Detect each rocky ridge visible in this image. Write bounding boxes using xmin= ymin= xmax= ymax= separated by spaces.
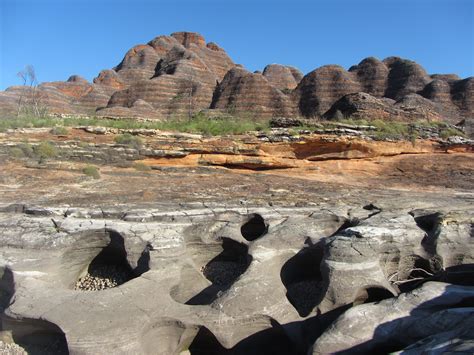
xmin=0 ymin=32 xmax=472 ymax=135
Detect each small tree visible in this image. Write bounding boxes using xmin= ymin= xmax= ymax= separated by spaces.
xmin=16 ymin=65 xmax=47 ymax=117
xmin=188 ymin=80 xmax=200 ymax=120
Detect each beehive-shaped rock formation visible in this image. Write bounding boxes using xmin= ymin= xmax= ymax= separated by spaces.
xmin=211 ymin=67 xmax=297 ymax=118
xmin=0 ymin=32 xmax=472 ymax=130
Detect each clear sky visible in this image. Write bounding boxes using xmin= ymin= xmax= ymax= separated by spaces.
xmin=1 ymin=0 xmax=473 ymax=89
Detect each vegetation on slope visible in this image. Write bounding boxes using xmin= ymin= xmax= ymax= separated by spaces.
xmin=0 ymin=113 xmax=465 ymax=139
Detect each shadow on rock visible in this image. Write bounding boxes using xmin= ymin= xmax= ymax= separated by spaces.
xmin=324 ymin=273 xmax=474 ymax=354
xmin=280 ymin=239 xmax=327 ymax=317
xmin=0 ymin=267 xmax=14 ymax=329
xmin=189 ymin=306 xmax=351 ymax=355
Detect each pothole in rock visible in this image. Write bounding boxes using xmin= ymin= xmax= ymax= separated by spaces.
xmin=188 ymin=327 xmax=227 ymax=355
xmin=409 ymin=211 xmax=445 ymax=260
xmin=386 ymin=254 xmax=438 ymax=293
xmin=185 ymin=238 xmax=252 ymax=305
xmin=74 ymin=262 xmax=133 ymax=291
xmin=281 ymin=241 xmax=326 ymax=317
xmin=74 ymin=231 xmax=149 ymax=291
xmin=240 ymin=214 xmax=268 ymax=241
xmin=202 ymin=238 xmax=251 ymax=286
xmin=329 ymin=218 xmax=360 ymax=237
xmin=363 ymin=203 xmax=382 ymax=218
xmin=3 ymin=318 xmax=69 ymax=355
xmin=353 ymin=286 xmax=395 ymax=305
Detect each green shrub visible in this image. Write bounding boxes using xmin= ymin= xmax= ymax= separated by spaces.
xmin=50 ymin=126 xmax=69 ymax=135
xmin=114 ymin=133 xmax=143 ymax=149
xmin=82 ymin=165 xmax=100 ymax=179
xmin=9 ymin=147 xmax=26 ymax=158
xmin=157 ymin=113 xmax=270 ymax=136
xmin=439 ymin=127 xmax=465 ymax=139
xmin=34 ymin=141 xmax=57 ymax=160
xmin=9 ymin=142 xmax=36 ymax=159
xmin=132 ymin=162 xmax=152 ymax=171
xmin=0 ymin=114 xmax=271 ymax=136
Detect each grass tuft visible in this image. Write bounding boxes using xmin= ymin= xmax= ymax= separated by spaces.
xmin=114 ymin=133 xmax=143 ymax=149
xmin=34 ymin=141 xmax=57 ymax=160
xmin=82 ymin=165 xmax=100 ymax=179
xmin=132 ymin=162 xmax=152 ymax=171
xmin=50 ymin=126 xmax=69 ymax=135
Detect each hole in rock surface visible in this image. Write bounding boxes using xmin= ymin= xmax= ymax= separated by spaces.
xmin=393 ymin=255 xmax=437 ymax=293
xmin=186 ymin=238 xmax=252 ymax=305
xmin=353 ymin=286 xmax=394 ymax=305
xmin=444 ymin=264 xmax=474 ymax=286
xmin=7 ymin=318 xmax=69 ymax=355
xmin=188 ymin=327 xmax=227 ymax=355
xmin=241 ymin=214 xmax=268 ymax=241
xmin=189 ymin=323 xmax=300 ymax=355
xmin=202 ymin=238 xmax=251 ymax=286
xmin=363 ymin=203 xmax=380 ymax=211
xmin=362 ymin=203 xmax=382 ymax=218
xmin=329 ymin=218 xmax=360 ymax=237
xmin=0 ymin=267 xmax=14 ymax=314
xmin=281 ymin=242 xmax=325 ymax=317
xmin=74 ymin=231 xmax=139 ymax=291
xmin=412 ymin=212 xmax=442 ymax=235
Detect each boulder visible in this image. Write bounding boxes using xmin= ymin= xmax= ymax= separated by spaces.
xmin=324 ymin=92 xmax=401 ymax=120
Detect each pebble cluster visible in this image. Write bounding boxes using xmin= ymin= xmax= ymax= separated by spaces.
xmin=202 ymin=260 xmax=248 ymax=286
xmin=0 ymin=341 xmax=27 ymax=355
xmin=74 ymin=264 xmax=132 ymax=291
xmin=287 ymin=280 xmax=322 ymax=316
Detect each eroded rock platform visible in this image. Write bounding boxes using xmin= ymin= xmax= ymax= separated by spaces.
xmin=0 ymin=128 xmax=473 ymax=354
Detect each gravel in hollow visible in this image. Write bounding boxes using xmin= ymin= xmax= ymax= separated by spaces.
xmin=202 ymin=260 xmax=248 ymax=286
xmin=0 ymin=341 xmax=27 ymax=355
xmin=74 ymin=263 xmax=132 ymax=291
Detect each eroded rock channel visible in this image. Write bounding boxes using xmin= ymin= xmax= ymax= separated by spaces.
xmin=0 ymin=202 xmax=472 ymax=354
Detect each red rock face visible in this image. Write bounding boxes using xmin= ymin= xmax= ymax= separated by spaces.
xmin=171 ymin=32 xmax=206 ymax=48
xmin=93 ymin=70 xmax=125 ymax=90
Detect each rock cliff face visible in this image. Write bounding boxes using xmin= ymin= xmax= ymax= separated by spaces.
xmin=0 ymin=32 xmax=472 ymax=127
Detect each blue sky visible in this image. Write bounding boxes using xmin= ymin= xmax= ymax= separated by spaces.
xmin=1 ymin=0 xmax=473 ymax=89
